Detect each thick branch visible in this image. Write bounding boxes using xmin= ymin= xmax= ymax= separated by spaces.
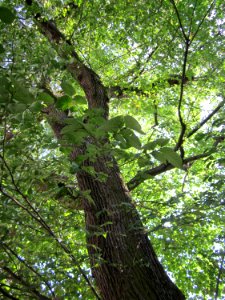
xmin=108 ymin=75 xmax=196 ymax=99
xmin=26 ymin=0 xmax=109 ymax=118
xmin=128 ymin=152 xmax=209 ymax=190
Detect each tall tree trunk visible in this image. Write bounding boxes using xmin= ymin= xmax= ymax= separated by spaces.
xmin=26 ymin=2 xmax=186 ymax=298
xmin=44 ymin=86 xmax=185 ymax=300
xmin=75 ymin=153 xmax=185 ymax=300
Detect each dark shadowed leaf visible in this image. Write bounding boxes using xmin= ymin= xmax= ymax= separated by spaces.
xmin=0 ymin=6 xmax=16 ymax=24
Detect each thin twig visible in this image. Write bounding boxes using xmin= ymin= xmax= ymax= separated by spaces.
xmin=1 ymin=242 xmax=55 ymax=298
xmin=2 ymin=266 xmax=51 ymax=300
xmin=170 ymin=0 xmax=188 ymax=40
xmin=188 ymin=0 xmax=198 ymax=38
xmin=191 ymin=0 xmax=215 ymax=43
xmin=0 ymin=156 xmax=101 ymax=299
xmin=174 ymin=39 xmax=189 ymax=151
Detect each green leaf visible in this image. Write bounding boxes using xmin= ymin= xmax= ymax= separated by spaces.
xmin=61 ymin=125 xmax=77 ymax=135
xmin=138 ymin=156 xmax=151 ymax=168
xmin=69 ymin=162 xmax=80 ymax=173
xmin=22 ymin=110 xmax=33 ymax=123
xmin=81 ymin=190 xmax=95 ymax=206
xmin=160 ymin=147 xmax=183 ymax=169
xmin=152 ymin=150 xmax=167 ymax=164
xmin=61 ymin=127 xmax=88 ymax=145
xmin=114 ymin=133 xmax=127 ymax=148
xmin=0 ymin=44 xmax=4 ymax=54
xmin=101 ymin=116 xmax=124 ymax=132
xmin=64 ymin=117 xmax=83 ymax=127
xmin=121 ymin=128 xmax=142 ymax=149
xmin=124 ymin=115 xmax=144 ymax=134
xmin=195 ymin=133 xmax=206 ymax=141
xmin=29 ymin=101 xmax=43 ymax=112
xmin=155 ymin=138 xmax=169 ymax=147
xmin=0 ymin=7 xmax=16 ymax=24
xmin=73 ymin=95 xmax=87 ymax=105
xmin=37 ymin=92 xmax=54 ymax=104
xmin=61 ymin=80 xmax=75 ymax=96
xmin=13 ymin=82 xmax=33 ymax=104
xmin=143 ymin=141 xmax=157 ymax=151
xmin=143 ymin=138 xmax=169 ymax=150
xmin=8 ymin=103 xmax=27 ymax=113
xmin=56 ymin=95 xmax=73 ymax=110
xmin=0 ymin=88 xmax=10 ymax=104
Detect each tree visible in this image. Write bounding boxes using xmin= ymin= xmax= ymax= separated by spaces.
xmin=0 ymin=0 xmax=225 ymax=299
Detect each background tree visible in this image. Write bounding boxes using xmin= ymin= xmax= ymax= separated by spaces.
xmin=0 ymin=0 xmax=225 ymax=299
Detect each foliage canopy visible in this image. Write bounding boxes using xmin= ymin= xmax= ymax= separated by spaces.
xmin=0 ymin=0 xmax=225 ymax=299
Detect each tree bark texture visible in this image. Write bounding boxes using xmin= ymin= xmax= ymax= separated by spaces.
xmin=44 ymin=95 xmax=185 ymax=300
xmin=27 ymin=4 xmax=186 ymax=299
xmin=74 ymin=153 xmax=185 ymax=300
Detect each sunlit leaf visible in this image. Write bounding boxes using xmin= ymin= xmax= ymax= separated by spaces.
xmin=124 ymin=115 xmax=145 ymax=134
xmin=61 ymin=80 xmax=75 ymax=96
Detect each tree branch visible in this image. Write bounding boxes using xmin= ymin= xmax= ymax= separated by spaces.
xmin=174 ymin=40 xmax=189 ymax=152
xmin=0 ymin=156 xmax=101 ymax=300
xmin=1 ymin=242 xmax=55 ymax=298
xmin=191 ymin=0 xmax=215 ymax=43
xmin=108 ymin=74 xmax=196 ymax=99
xmin=214 ymin=253 xmax=225 ymax=300
xmin=170 ymin=0 xmax=188 ymax=41
xmin=0 ymin=286 xmax=19 ymax=300
xmin=187 ymin=98 xmax=225 ymax=138
xmin=26 ymin=0 xmax=109 ymax=118
xmin=2 ymin=266 xmax=51 ymax=300
xmin=128 ymin=45 xmax=159 ymax=85
xmin=127 ymin=152 xmax=210 ymax=190
xmin=188 ymin=0 xmax=198 ymax=38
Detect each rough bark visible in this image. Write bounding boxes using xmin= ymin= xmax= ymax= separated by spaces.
xmin=43 ymin=91 xmax=185 ymax=300
xmin=26 ymin=2 xmax=186 ymax=299
xmin=73 ymin=153 xmax=185 ymax=300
